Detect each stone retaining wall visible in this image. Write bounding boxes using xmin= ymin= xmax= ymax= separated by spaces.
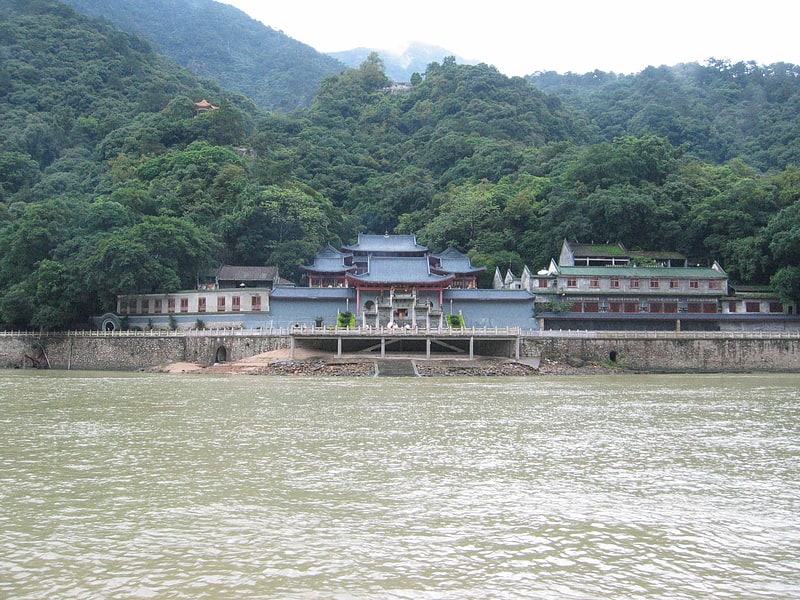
xmin=0 ymin=334 xmax=289 ymax=371
xmin=521 ymin=336 xmax=800 ymax=372
xmin=0 ymin=333 xmax=798 ymax=372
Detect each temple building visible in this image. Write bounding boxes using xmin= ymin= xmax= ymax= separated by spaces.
xmin=100 ymin=234 xmax=535 ymax=331
xmin=300 ymin=234 xmax=492 ymax=328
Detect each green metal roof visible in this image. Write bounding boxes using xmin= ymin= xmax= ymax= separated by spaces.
xmin=570 ymin=243 xmax=629 ymax=257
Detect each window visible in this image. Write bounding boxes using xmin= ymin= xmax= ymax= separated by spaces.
xmin=217 ymin=296 xmax=226 ymax=311
xmin=566 ymin=277 xmax=577 ymax=288
xmin=141 ymin=299 xmax=150 ymax=313
xmin=690 ymin=280 xmax=699 ymax=289
xmin=669 ymin=280 xmax=679 ymax=289
xmin=167 ymin=298 xmax=175 ymax=313
xmin=746 ymin=301 xmax=760 ymax=313
xmin=251 ymin=295 xmax=262 ymax=311
xmin=232 ymin=296 xmax=241 ymax=311
xmin=650 ymin=279 xmax=660 ymax=289
xmin=610 ymin=277 xmax=620 ymax=289
xmin=180 ymin=298 xmax=188 ymax=313
xmin=154 ymin=299 xmax=162 ymax=313
xmin=589 ymin=277 xmax=599 ymax=288
xmin=728 ymin=301 xmax=737 ymax=313
xmin=769 ymin=302 xmax=783 ymax=313
xmin=198 ymin=297 xmax=206 ymax=312
xmin=630 ymin=279 xmax=640 ymax=289
xmin=708 ymin=280 xmax=721 ymax=290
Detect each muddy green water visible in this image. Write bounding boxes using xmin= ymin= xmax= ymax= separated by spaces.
xmin=1 ymin=371 xmax=799 ymax=599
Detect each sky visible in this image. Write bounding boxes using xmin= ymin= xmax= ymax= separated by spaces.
xmin=220 ymin=0 xmax=798 ymax=76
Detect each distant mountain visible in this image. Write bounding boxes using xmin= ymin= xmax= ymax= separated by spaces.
xmin=59 ymin=0 xmax=346 ymax=112
xmin=328 ymin=42 xmax=478 ymax=82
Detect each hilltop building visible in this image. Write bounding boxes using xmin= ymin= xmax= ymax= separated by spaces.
xmin=193 ymin=99 xmax=219 ymax=115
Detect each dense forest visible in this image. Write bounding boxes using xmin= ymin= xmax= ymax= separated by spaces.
xmin=529 ymin=61 xmax=800 ymax=172
xmin=59 ymin=0 xmax=346 ymax=112
xmin=1 ymin=0 xmax=799 ymax=330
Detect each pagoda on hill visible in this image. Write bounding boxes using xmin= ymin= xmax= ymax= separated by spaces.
xmin=193 ymin=99 xmax=219 ymax=115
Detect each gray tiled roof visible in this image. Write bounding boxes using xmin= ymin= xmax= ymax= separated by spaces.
xmin=348 ymin=257 xmax=451 ymax=284
xmin=342 ymin=233 xmax=428 ymax=253
xmin=431 ymin=248 xmax=485 ymax=274
xmin=437 ymin=257 xmax=485 ymax=274
xmin=217 ymin=265 xmax=278 ymax=281
xmin=305 ymin=256 xmax=354 ymax=273
xmin=269 ymin=287 xmax=355 ymax=299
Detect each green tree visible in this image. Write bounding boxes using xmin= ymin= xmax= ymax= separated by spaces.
xmin=0 ymin=152 xmax=40 ymax=196
xmin=418 ymin=181 xmax=506 ymax=252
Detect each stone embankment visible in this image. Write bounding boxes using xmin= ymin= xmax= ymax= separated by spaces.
xmin=2 ymin=330 xmax=800 ymax=374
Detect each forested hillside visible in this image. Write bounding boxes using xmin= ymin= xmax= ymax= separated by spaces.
xmin=529 ymin=61 xmax=800 ymax=173
xmin=1 ymin=0 xmax=799 ymax=330
xmin=59 ymin=0 xmax=346 ymax=111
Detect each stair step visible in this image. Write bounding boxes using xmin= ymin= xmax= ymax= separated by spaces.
xmin=375 ymin=359 xmax=418 ymax=377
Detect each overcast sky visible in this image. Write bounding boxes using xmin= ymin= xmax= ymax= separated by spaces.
xmin=220 ymin=1 xmax=798 ymax=76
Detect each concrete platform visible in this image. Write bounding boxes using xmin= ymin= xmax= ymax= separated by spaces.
xmin=375 ymin=359 xmax=418 ymax=377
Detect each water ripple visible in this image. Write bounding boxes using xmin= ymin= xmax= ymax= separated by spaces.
xmin=1 ymin=372 xmax=798 ymax=598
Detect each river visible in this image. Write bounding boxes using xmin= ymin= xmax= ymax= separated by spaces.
xmin=1 ymin=371 xmax=798 ymax=599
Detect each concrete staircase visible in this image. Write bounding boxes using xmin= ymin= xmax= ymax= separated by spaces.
xmin=375 ymin=359 xmax=418 ymax=377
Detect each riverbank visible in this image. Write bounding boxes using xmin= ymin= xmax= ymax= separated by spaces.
xmin=148 ymin=348 xmax=620 ymax=376
xmin=5 ymin=331 xmax=798 ymax=373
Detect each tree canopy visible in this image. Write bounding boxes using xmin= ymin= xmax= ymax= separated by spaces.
xmin=1 ymin=0 xmax=799 ymax=329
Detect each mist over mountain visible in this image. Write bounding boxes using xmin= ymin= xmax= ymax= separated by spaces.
xmin=328 ymin=42 xmax=478 ymax=82
xmin=59 ymin=0 xmax=346 ymax=111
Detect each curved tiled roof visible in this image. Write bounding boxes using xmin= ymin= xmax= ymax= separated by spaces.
xmin=342 ymin=233 xmax=428 ymax=254
xmin=346 ymin=257 xmax=453 ymax=285
xmin=301 ymin=244 xmax=355 ymax=274
xmin=431 ymin=247 xmax=486 ymax=275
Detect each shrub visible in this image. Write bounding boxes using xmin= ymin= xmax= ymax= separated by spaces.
xmin=446 ymin=314 xmax=465 ymax=328
xmin=337 ymin=311 xmax=356 ymax=327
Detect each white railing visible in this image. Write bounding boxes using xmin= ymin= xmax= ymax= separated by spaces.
xmin=0 ymin=326 xmax=520 ymax=338
xmin=0 ymin=328 xmax=293 ymax=338
xmin=520 ymin=329 xmax=800 ymax=340
xmin=289 ymin=325 xmax=521 ymax=337
xmin=1 ymin=328 xmax=798 ymax=340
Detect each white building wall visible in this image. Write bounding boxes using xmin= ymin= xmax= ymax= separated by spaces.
xmin=117 ymin=290 xmax=270 ymax=316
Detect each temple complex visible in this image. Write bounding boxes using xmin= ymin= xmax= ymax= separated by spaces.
xmin=301 ymin=234 xmax=486 ymax=328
